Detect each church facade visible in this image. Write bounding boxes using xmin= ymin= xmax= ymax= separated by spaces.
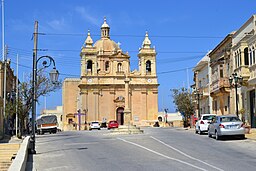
xmin=62 ymin=18 xmax=159 ymax=130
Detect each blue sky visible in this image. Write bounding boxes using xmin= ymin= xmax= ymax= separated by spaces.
xmin=1 ymin=0 xmax=256 ymax=115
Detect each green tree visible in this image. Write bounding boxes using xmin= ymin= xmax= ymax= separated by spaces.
xmin=171 ymin=87 xmax=194 ymax=127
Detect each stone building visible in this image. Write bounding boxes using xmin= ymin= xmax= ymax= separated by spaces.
xmin=0 ymin=60 xmax=17 ymax=139
xmin=232 ymin=15 xmax=256 ymax=127
xmin=209 ymin=33 xmax=234 ymax=115
xmin=62 ymin=18 xmax=159 ymax=130
xmin=192 ymin=52 xmax=212 ymax=118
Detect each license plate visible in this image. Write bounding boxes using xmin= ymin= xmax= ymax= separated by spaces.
xmin=228 ymin=125 xmax=237 ymax=129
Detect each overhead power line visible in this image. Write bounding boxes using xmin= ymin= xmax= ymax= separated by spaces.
xmin=10 ymin=47 xmax=207 ymax=54
xmin=12 ymin=61 xmax=194 ymax=77
xmin=39 ymin=32 xmax=225 ymax=39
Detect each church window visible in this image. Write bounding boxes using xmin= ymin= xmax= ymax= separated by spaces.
xmin=87 ymin=60 xmax=93 ymax=73
xmin=146 ymin=60 xmax=151 ymax=73
xmin=117 ymin=63 xmax=122 ymax=72
xmin=105 ymin=61 xmax=109 ymax=71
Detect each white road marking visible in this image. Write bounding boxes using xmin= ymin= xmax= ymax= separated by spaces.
xmin=117 ymin=138 xmax=207 ymax=171
xmin=151 ymin=136 xmax=224 ymax=171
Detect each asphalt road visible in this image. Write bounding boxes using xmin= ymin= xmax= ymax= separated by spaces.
xmin=26 ymin=127 xmax=256 ymax=171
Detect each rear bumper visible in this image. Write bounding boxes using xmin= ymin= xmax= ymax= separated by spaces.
xmin=38 ymin=127 xmax=57 ymax=133
xmin=199 ymin=124 xmax=209 ymax=132
xmin=108 ymin=126 xmax=118 ymax=129
xmin=219 ymin=128 xmax=245 ymax=136
xmin=89 ymin=127 xmax=100 ymax=129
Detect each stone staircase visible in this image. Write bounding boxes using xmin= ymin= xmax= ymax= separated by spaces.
xmin=110 ymin=125 xmax=143 ymax=134
xmin=0 ymin=143 xmax=20 ymax=171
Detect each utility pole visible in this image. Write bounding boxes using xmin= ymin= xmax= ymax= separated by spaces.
xmin=2 ymin=0 xmax=4 ymax=62
xmin=16 ymin=54 xmax=19 ymax=137
xmin=3 ymin=45 xmax=7 ymax=119
xmin=30 ymin=21 xmax=38 ymax=154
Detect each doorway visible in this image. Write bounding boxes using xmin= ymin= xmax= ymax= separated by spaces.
xmin=116 ymin=107 xmax=124 ymax=125
xmin=250 ymin=90 xmax=255 ymax=128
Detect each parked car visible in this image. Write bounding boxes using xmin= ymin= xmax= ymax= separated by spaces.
xmin=108 ymin=120 xmax=119 ymax=129
xmin=89 ymin=121 xmax=101 ymax=130
xmin=195 ymin=114 xmax=216 ymax=134
xmin=208 ymin=115 xmax=245 ymax=140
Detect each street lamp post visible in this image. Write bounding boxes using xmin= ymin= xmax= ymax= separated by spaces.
xmin=229 ymin=73 xmax=242 ymax=118
xmin=30 ymin=56 xmax=59 ymax=154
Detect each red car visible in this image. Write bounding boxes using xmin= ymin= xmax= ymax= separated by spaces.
xmin=108 ymin=120 xmax=119 ymax=129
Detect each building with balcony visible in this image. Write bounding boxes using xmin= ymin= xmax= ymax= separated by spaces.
xmin=232 ymin=15 xmax=256 ymax=127
xmin=193 ymin=52 xmax=212 ymax=118
xmin=209 ymin=33 xmax=234 ymax=115
xmin=62 ymin=18 xmax=159 ymax=130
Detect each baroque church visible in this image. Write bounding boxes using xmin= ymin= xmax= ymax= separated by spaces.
xmin=62 ymin=18 xmax=159 ymax=130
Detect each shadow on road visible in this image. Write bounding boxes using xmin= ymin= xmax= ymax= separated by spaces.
xmin=36 ymin=135 xmax=81 ymax=144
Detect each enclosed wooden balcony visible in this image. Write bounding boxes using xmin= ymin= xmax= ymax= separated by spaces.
xmin=210 ymin=77 xmax=230 ymax=94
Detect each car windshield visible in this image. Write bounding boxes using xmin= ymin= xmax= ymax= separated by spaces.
xmin=92 ymin=122 xmax=99 ymax=124
xmin=202 ymin=115 xmax=215 ymax=120
xmin=220 ymin=117 xmax=240 ymax=122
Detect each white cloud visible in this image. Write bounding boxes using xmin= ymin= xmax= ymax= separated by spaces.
xmin=47 ymin=18 xmax=66 ymax=31
xmin=74 ymin=6 xmax=100 ymax=27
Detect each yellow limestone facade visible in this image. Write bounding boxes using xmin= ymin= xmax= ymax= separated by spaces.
xmin=62 ymin=18 xmax=159 ymax=130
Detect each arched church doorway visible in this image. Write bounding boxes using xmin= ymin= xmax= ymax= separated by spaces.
xmin=116 ymin=107 xmax=124 ymax=125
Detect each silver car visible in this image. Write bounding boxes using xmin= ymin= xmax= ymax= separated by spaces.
xmin=208 ymin=115 xmax=245 ymax=140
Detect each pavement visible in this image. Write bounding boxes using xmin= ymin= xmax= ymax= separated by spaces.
xmin=178 ymin=127 xmax=256 ymax=141
xmin=0 ymin=135 xmax=23 ymax=144
xmin=245 ymin=128 xmax=256 ymax=141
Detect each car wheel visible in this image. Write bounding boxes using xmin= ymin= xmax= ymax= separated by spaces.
xmin=198 ymin=128 xmax=202 ymax=135
xmin=195 ymin=128 xmax=198 ymax=134
xmin=208 ymin=130 xmax=212 ymax=138
xmin=215 ymin=131 xmax=220 ymax=140
xmin=240 ymin=135 xmax=245 ymax=139
xmin=98 ymin=128 xmax=101 ymax=130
